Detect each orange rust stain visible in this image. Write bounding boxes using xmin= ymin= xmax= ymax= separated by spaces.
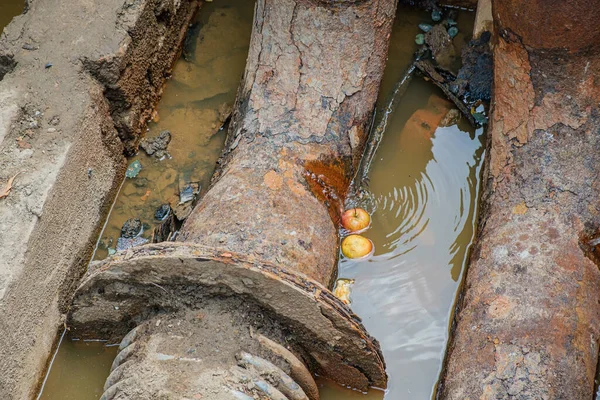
xmin=512 ymin=202 xmax=528 ymax=215
xmin=263 ymin=170 xmax=283 ymax=190
xmin=303 ymin=158 xmax=351 ymax=225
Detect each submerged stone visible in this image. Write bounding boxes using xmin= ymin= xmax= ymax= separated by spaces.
xmin=121 ymin=218 xmax=142 ymax=238
xmin=431 ymin=9 xmax=442 ymax=22
xmin=415 ymin=33 xmax=425 ymax=45
xmin=140 ymin=130 xmax=171 ymax=159
xmin=125 ymin=160 xmax=142 ymax=178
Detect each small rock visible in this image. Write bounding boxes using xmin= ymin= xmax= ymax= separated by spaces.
xmin=155 ymin=204 xmax=171 ymax=221
xmin=107 ymin=247 xmax=116 ymax=256
xmin=415 ymin=33 xmax=425 ymax=45
xmin=48 ymin=116 xmax=60 ymax=126
xmin=140 ymin=130 xmax=171 ymax=159
xmin=418 ymin=23 xmax=433 ymax=33
xmin=22 ymin=43 xmax=38 ymax=51
xmin=44 ymin=62 xmax=52 ymax=69
xmin=125 ymin=160 xmax=142 ymax=178
xmin=431 ymin=9 xmax=442 ymax=22
xmin=47 ymin=127 xmax=56 ymax=133
xmin=121 ymin=218 xmax=142 ymax=238
xmin=169 ymin=194 xmax=194 ymax=221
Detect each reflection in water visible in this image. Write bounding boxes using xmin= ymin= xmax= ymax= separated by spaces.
xmin=0 ymin=0 xmax=23 ymax=34
xmin=330 ymin=8 xmax=483 ymax=400
xmin=38 ymin=339 xmax=118 ymax=400
xmin=340 ymin=81 xmax=484 ymax=399
xmin=94 ymin=0 xmax=254 ymax=260
xmin=326 ymin=77 xmax=484 ymax=400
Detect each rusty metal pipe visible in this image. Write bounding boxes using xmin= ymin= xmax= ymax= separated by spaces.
xmin=438 ymin=1 xmax=600 ymax=398
xmin=69 ymin=0 xmax=397 ymax=395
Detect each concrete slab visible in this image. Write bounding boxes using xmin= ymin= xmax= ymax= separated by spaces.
xmin=0 ymin=0 xmax=197 ymax=397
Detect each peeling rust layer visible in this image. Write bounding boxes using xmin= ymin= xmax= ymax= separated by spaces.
xmin=68 ymin=243 xmax=386 ymax=390
xmin=438 ymin=1 xmax=600 ymax=398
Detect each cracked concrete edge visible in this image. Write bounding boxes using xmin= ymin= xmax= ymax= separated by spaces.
xmin=0 ymin=0 xmax=198 ymax=398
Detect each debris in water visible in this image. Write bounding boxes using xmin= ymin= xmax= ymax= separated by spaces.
xmin=155 ymin=204 xmax=171 ymax=221
xmin=125 ymin=160 xmax=142 ymax=178
xmin=0 ymin=172 xmax=21 ymax=199
xmin=440 ymin=108 xmax=461 ymax=127
xmin=107 ymin=247 xmax=116 ymax=256
xmin=448 ymin=26 xmax=459 ymax=39
xmin=415 ymin=33 xmax=425 ymax=45
xmin=334 ymin=278 xmax=355 ymax=305
xmin=179 ymin=182 xmax=200 ymax=204
xmin=152 ymin=210 xmax=176 ymax=243
xmin=140 ymin=190 xmax=151 ymax=201
xmin=471 ymin=111 xmax=488 ymax=125
xmin=117 ymin=219 xmax=148 ymax=251
xmin=116 ymin=236 xmax=149 ymax=252
xmin=121 ymin=218 xmax=143 ymax=238
xmin=418 ymin=23 xmax=432 ymax=33
xmin=140 ymin=130 xmax=171 ymax=159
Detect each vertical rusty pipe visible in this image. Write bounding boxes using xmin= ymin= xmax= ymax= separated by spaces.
xmin=179 ymin=0 xmax=396 ymax=287
xmin=438 ymin=1 xmax=600 ymax=398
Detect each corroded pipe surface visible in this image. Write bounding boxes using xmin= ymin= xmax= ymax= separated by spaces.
xmin=180 ymin=0 xmax=396 ymax=287
xmin=70 ymin=0 xmax=396 ymax=393
xmin=438 ymin=1 xmax=600 ymax=398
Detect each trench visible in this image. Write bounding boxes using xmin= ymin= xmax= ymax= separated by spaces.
xmin=34 ymin=2 xmax=485 ymax=399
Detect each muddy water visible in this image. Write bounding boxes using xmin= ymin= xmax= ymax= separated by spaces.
xmin=38 ymin=339 xmax=118 ymax=400
xmin=39 ymin=4 xmax=483 ymax=400
xmin=0 ymin=0 xmax=23 ymax=34
xmin=94 ymin=0 xmax=254 ymax=259
xmin=327 ymin=10 xmax=484 ymax=400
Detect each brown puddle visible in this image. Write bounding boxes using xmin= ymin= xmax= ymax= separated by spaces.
xmin=93 ymin=0 xmax=254 ymax=260
xmin=0 ymin=0 xmax=24 ymax=34
xmin=38 ymin=4 xmax=484 ymax=400
xmin=37 ymin=338 xmax=118 ymax=400
xmin=327 ymin=7 xmax=484 ymax=400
